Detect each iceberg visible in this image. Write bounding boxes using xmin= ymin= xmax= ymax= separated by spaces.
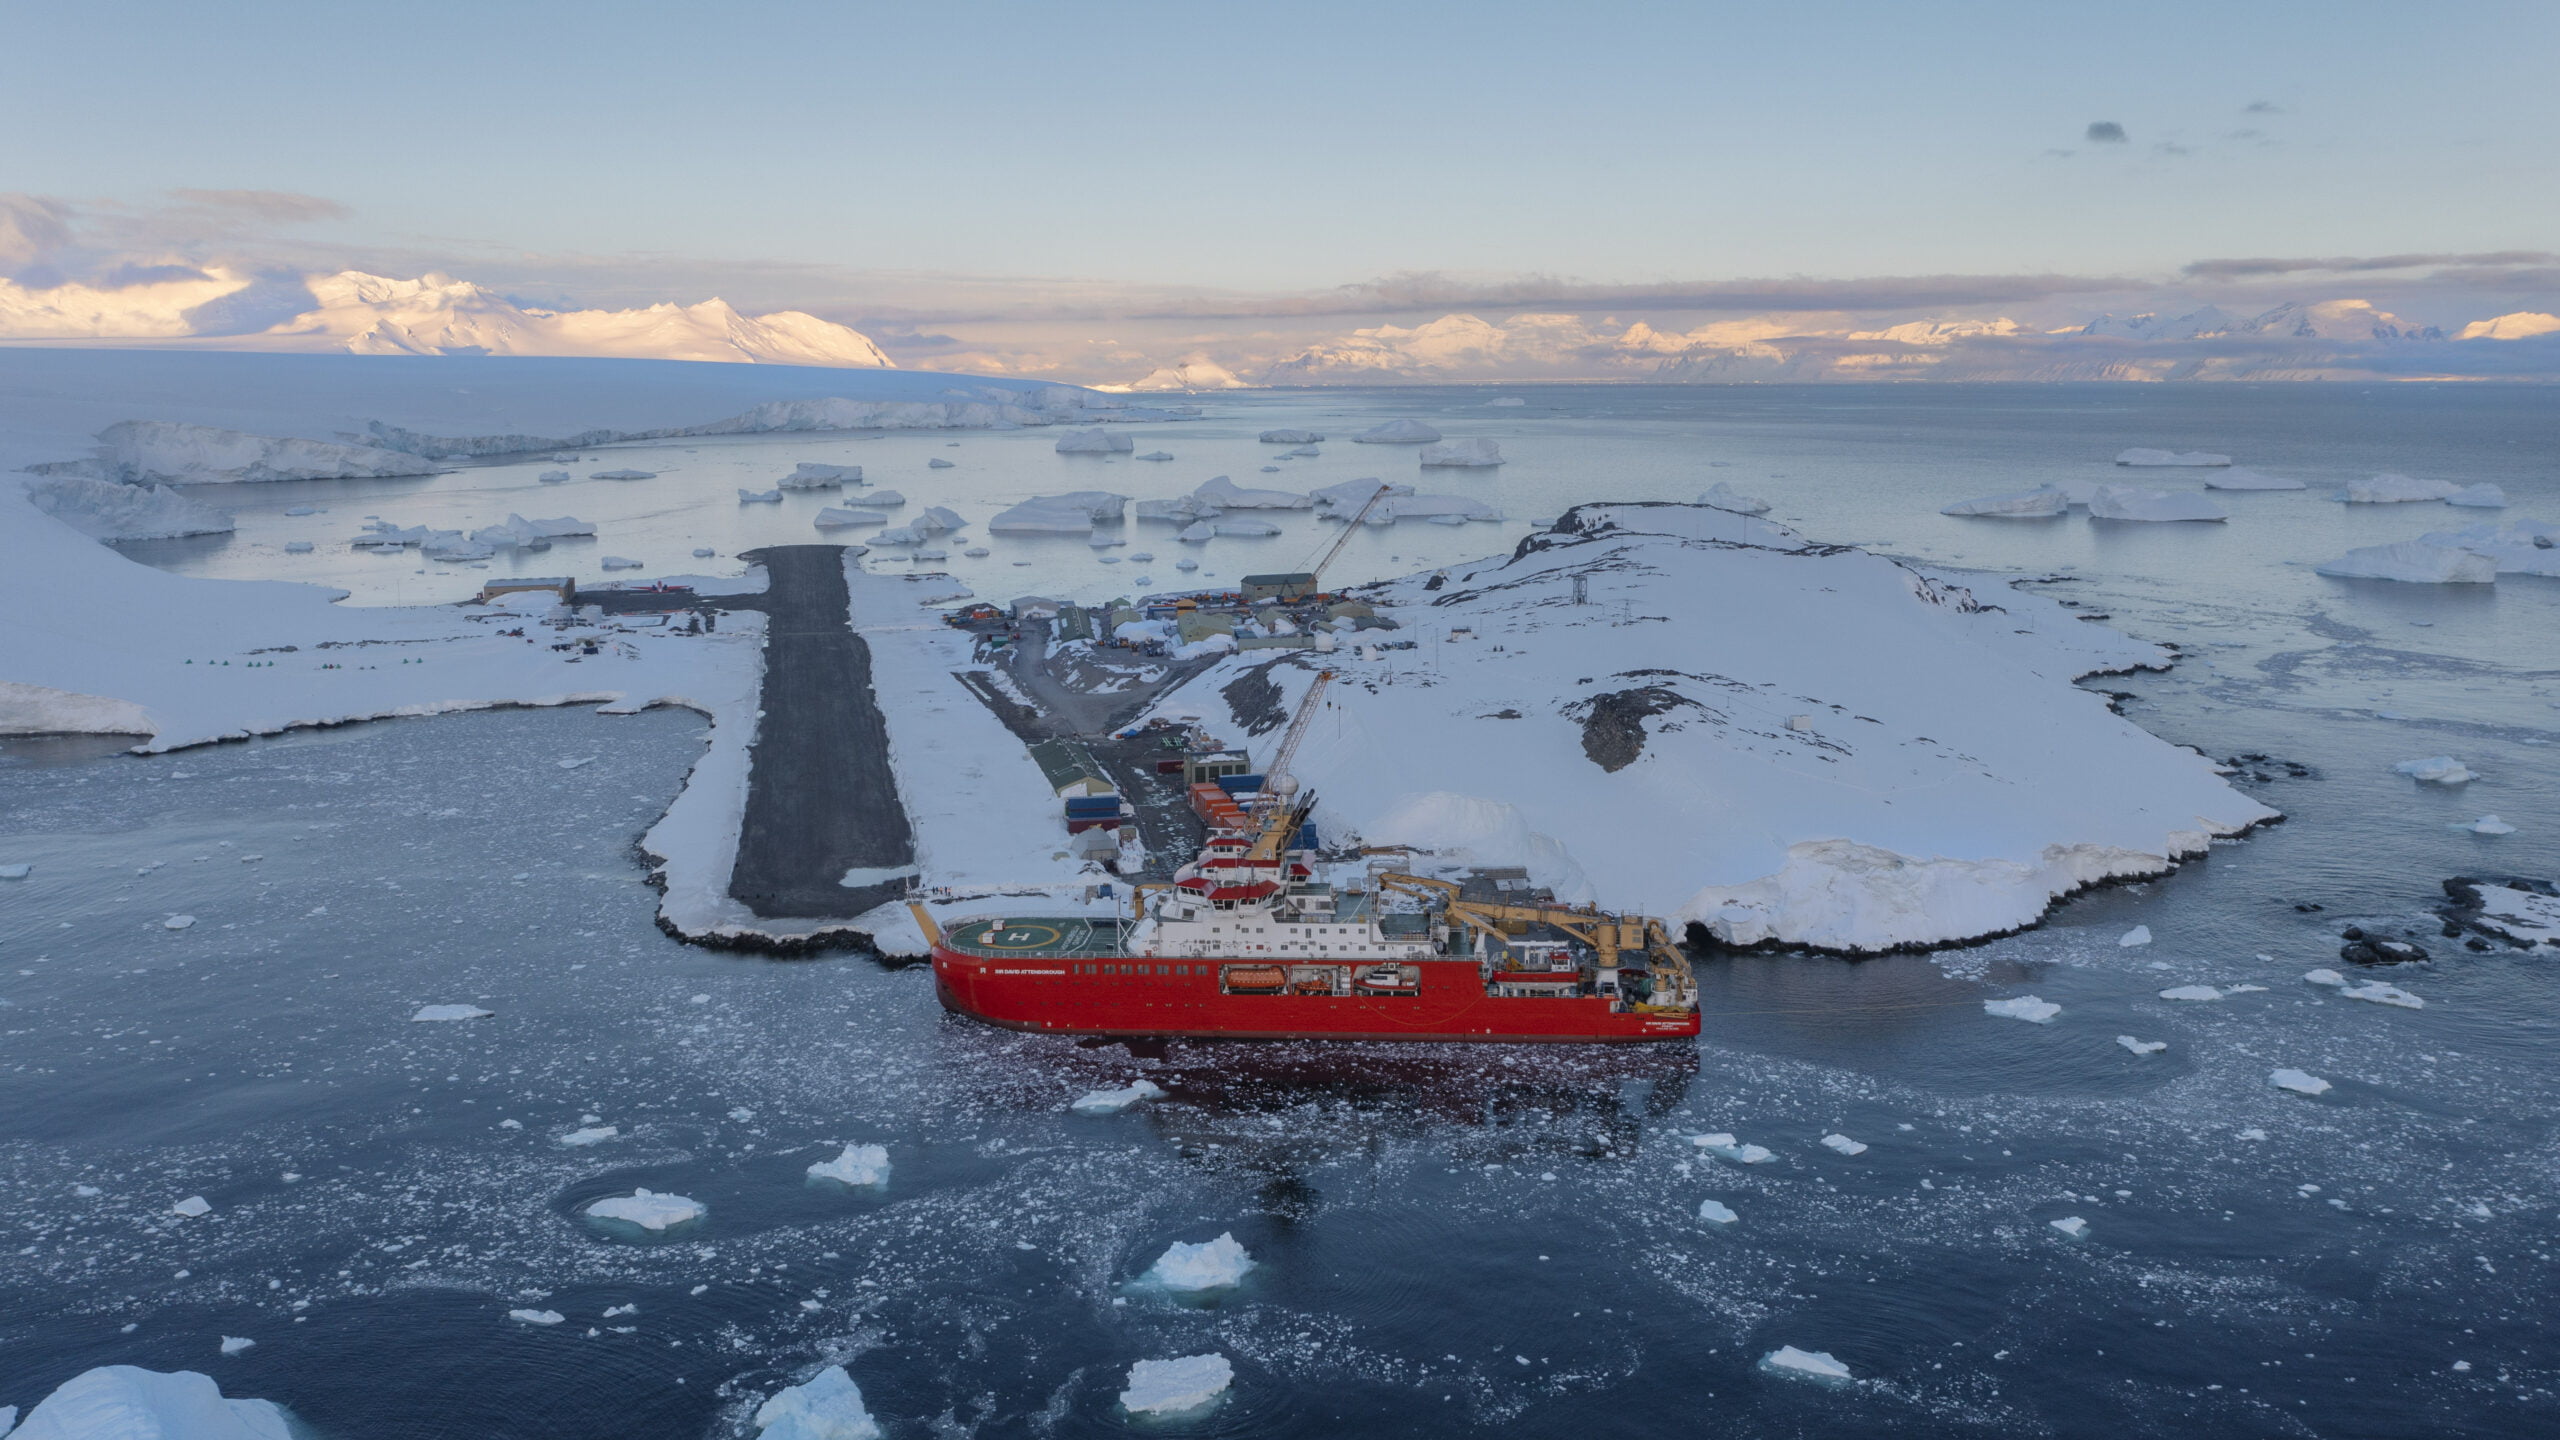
xmin=510 ymin=1309 xmax=565 ymax=1325
xmin=989 ymin=492 xmax=1127 ymax=533
xmin=867 ymin=490 xmax=907 ymax=507
xmin=807 ymin=1143 xmax=891 ymax=1187
xmin=1697 ymin=1198 xmax=1740 ymax=1225
xmin=2118 ymin=925 xmax=2152 ymax=946
xmin=558 ymin=1126 xmax=618 ymax=1146
xmin=813 ymin=508 xmax=890 ymax=529
xmin=2315 ymin=541 xmax=2497 ymax=584
xmin=1119 ymin=1354 xmax=1233 ymax=1416
xmin=1941 ymin=485 xmax=2068 ymax=518
xmin=754 ymin=1366 xmax=882 ymax=1440
xmin=2157 ymin=985 xmax=2223 ymax=1001
xmin=2394 ymin=755 xmax=2475 ymax=784
xmin=2116 ymin=1035 xmax=2168 ymax=1055
xmin=411 ymin=1003 xmax=492 ymax=1022
xmin=2268 ymin=1067 xmax=2332 ymax=1096
xmin=1698 ymin=481 xmax=1771 ymax=515
xmin=584 ymin=1188 xmax=705 ymax=1231
xmin=1419 ymin=438 xmax=1504 ymax=467
xmin=84 ymin=420 xmax=438 ymax=484
xmin=1370 ymin=493 xmax=1498 ymax=525
xmin=1258 ymin=428 xmax=1324 ymax=444
xmin=738 ymin=487 xmax=784 ymax=504
xmin=2418 ymin=519 xmax=2560 ymax=577
xmin=1195 ymin=475 xmax=1311 ymax=509
xmin=2086 ymin=485 xmax=2228 ymax=522
xmin=1072 ymin=1079 xmax=1165 ymax=1114
xmin=1693 ymin=1133 xmax=1774 ymax=1163
xmin=5 ymin=1366 xmax=293 ymax=1440
xmin=1759 ymin=1347 xmax=1852 ymax=1382
xmin=538 ymin=469 xmax=571 ymax=482
xmin=2341 ymin=473 xmax=2459 ymax=503
xmin=1212 ymin=519 xmax=1283 ymax=537
xmin=1819 ymin=1133 xmax=1867 ymax=1156
xmin=911 ymin=505 xmax=963 ymax=534
xmin=26 ymin=476 xmax=234 ymax=541
xmin=2455 ymin=814 xmax=2516 ymax=835
xmin=1984 ymin=995 xmax=2060 ymax=1023
xmin=2445 ymin=483 xmax=2509 ymax=508
xmin=2340 ymin=981 xmax=2424 ymax=1009
xmin=2115 ymin=448 xmax=2232 ymax=467
xmin=172 ymin=1195 xmax=212 ymax=1216
xmin=468 ymin=514 xmax=595 ymax=548
xmin=1137 ymin=494 xmax=1223 ymax=523
xmin=2050 ymin=1215 xmax=2089 ymax=1238
xmin=2302 ymin=968 xmax=2347 ymax=987
xmin=1141 ymin=1232 xmax=1254 ymax=1290
xmin=778 ymin=462 xmax=862 ymax=489
xmin=2203 ymin=467 xmax=2307 ymax=490
xmin=599 ymin=555 xmax=644 ymax=570
xmin=1055 ymin=428 xmax=1134 ymax=454
xmin=1284 ymin=444 xmax=1321 ymax=457
xmin=1133 ymin=451 xmax=1171 ymax=462
xmin=590 ymin=469 xmax=657 ymax=481
xmin=1353 ymin=419 xmax=1442 ymax=444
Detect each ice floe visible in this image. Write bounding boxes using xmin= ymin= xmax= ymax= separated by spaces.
xmin=2454 ymin=815 xmax=2516 ymax=835
xmin=990 ymin=492 xmax=1126 ymax=533
xmin=0 ymin=863 xmax=28 ymax=879
xmin=813 ymin=508 xmax=889 ymax=529
xmin=2087 ymin=485 xmax=2227 ymax=522
xmin=2157 ymin=985 xmax=2223 ymax=1002
xmin=2116 ymin=448 xmax=2232 ymax=467
xmin=2118 ymin=925 xmax=2152 ymax=946
xmin=1693 ymin=1133 xmax=1774 ymax=1163
xmin=1119 ymin=1354 xmax=1233 ymax=1416
xmin=2203 ymin=467 xmax=2307 ymax=490
xmin=163 ymin=914 xmax=196 ymax=930
xmin=2269 ymin=1068 xmax=2333 ymax=1096
xmin=1259 ymin=429 xmax=1324 ymax=444
xmin=1419 ymin=438 xmax=1504 ymax=467
xmin=1696 ymin=1198 xmax=1739 ymax=1225
xmin=5 ymin=1366 xmax=294 ymax=1440
xmin=1984 ymin=995 xmax=2061 ymax=1023
xmin=2116 ymin=1035 xmax=2168 ymax=1055
xmin=219 ymin=1336 xmax=255 ymax=1356
xmin=738 ymin=487 xmax=783 ymax=504
xmin=1142 ymin=1233 xmax=1255 ymax=1291
xmin=1759 ymin=1346 xmax=1852 ymax=1382
xmin=1819 ymin=1134 xmax=1867 ymax=1156
xmin=1132 ymin=451 xmax=1170 ymax=462
xmin=584 ymin=1188 xmax=705 ymax=1231
xmin=2445 ymin=483 xmax=2509 ymax=507
xmin=1055 ymin=428 xmax=1134 ymax=454
xmin=510 ymin=1308 xmax=566 ymax=1325
xmin=754 ymin=1365 xmax=881 ymax=1440
xmin=1353 ymin=419 xmax=1443 ymax=444
xmin=2341 ymin=473 xmax=2459 ymax=504
xmin=2050 ymin=1216 xmax=2089 ymax=1238
xmin=2340 ymin=981 xmax=2425 ymax=1009
xmin=867 ymin=490 xmax=907 ymax=507
xmin=410 ymin=1004 xmax=492 ymax=1022
xmin=778 ymin=462 xmax=862 ymax=489
xmin=807 ymin=1143 xmax=891 ymax=1188
xmin=1072 ymin=1080 xmax=1165 ymax=1114
xmin=1697 ymin=481 xmax=1771 ymax=515
xmin=1212 ymin=519 xmax=1282 ymax=537
xmin=172 ymin=1195 xmax=212 ymax=1217
xmin=590 ymin=469 xmax=656 ymax=481
xmin=558 ymin=1126 xmax=618 ymax=1146
xmin=2394 ymin=755 xmax=2476 ymax=784
xmin=2315 ymin=541 xmax=2497 ymax=584
xmin=1942 ymin=485 xmax=2069 ymax=518
xmin=2303 ymin=968 xmax=2347 ymax=987
xmin=1195 ymin=475 xmax=1310 ymax=509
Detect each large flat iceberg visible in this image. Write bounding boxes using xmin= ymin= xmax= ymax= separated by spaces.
xmin=989 ymin=492 xmax=1126 ymax=533
xmin=1055 ymin=428 xmax=1134 ymax=454
xmin=1941 ymin=485 xmax=2068 ymax=518
xmin=1419 ymin=438 xmax=1504 ymax=467
xmin=2341 ymin=473 xmax=2459 ymax=504
xmin=1195 ymin=475 xmax=1310 ymax=510
xmin=2086 ymin=485 xmax=2227 ymax=522
xmin=2315 ymin=541 xmax=2497 ymax=584
xmin=6 ymin=1366 xmax=293 ymax=1440
xmin=1353 ymin=419 xmax=1443 ymax=444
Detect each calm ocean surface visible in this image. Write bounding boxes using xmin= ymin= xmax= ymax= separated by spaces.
xmin=5 ymin=384 xmax=2556 ymax=1436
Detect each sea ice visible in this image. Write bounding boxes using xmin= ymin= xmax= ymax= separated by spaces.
xmin=1119 ymin=1354 xmax=1233 ymax=1416
xmin=1259 ymin=429 xmax=1324 ymax=444
xmin=1759 ymin=1346 xmax=1853 ymax=1381
xmin=2394 ymin=756 xmax=2476 ymax=784
xmin=172 ymin=1195 xmax=212 ymax=1217
xmin=2315 ymin=542 xmax=2497 ymax=584
xmin=590 ymin=469 xmax=656 ymax=481
xmin=2087 ymin=485 xmax=2227 ymax=522
xmin=2340 ymin=981 xmax=2425 ymax=1009
xmin=539 ymin=470 xmax=570 ymax=482
xmin=2203 ymin=467 xmax=2307 ymax=490
xmin=2444 ymin=483 xmax=2508 ymax=508
xmin=1072 ymin=1079 xmax=1165 ymax=1114
xmin=1133 ymin=451 xmax=1170 ymax=463
xmin=1369 ymin=493 xmax=1500 ymax=525
xmin=738 ymin=488 xmax=783 ymax=504
xmin=558 ymin=1126 xmax=618 ymax=1146
xmin=1694 ymin=1133 xmax=1775 ymax=1163
xmin=4 ymin=1366 xmax=293 ymax=1440
xmin=1984 ymin=995 xmax=2061 ymax=1023
xmin=411 ymin=1004 xmax=492 ymax=1022
xmin=754 ymin=1365 xmax=882 ymax=1440
xmin=1196 ymin=475 xmax=1310 ymax=509
xmin=1310 ymin=478 xmax=1411 ymax=512
xmin=2269 ymin=1068 xmax=2333 ymax=1096
xmin=1819 ymin=1134 xmax=1868 ymax=1156
xmin=990 ymin=492 xmax=1127 ymax=533
xmin=584 ymin=1188 xmax=705 ymax=1231
xmin=2303 ymin=968 xmax=2347 ymax=987
xmin=0 ymin=863 xmax=29 ymax=879
xmin=2341 ymin=473 xmax=2459 ymax=504
xmin=163 ymin=915 xmax=195 ymax=930
xmin=2456 ymin=814 xmax=2516 ymax=835
xmin=2050 ymin=1216 xmax=2089 ymax=1238
xmin=2119 ymin=925 xmax=2152 ymax=946
xmin=807 ymin=1143 xmax=892 ymax=1187
xmin=1142 ymin=1232 xmax=1254 ymax=1290
xmin=1419 ymin=438 xmax=1504 ymax=467
xmin=1697 ymin=1199 xmax=1739 ymax=1225
xmin=2116 ymin=448 xmax=2232 ymax=468
xmin=867 ymin=490 xmax=907 ymax=507
xmin=1697 ymin=482 xmax=1771 ymax=515
xmin=1941 ymin=485 xmax=2068 ymax=518
xmin=778 ymin=462 xmax=861 ymax=489
xmin=2157 ymin=985 xmax=2223 ymax=1001
xmin=1353 ymin=419 xmax=1442 ymax=444
xmin=219 ymin=1336 xmax=255 ymax=1356
xmin=813 ymin=508 xmax=889 ymax=529
xmin=2116 ymin=1036 xmax=2168 ymax=1055
xmin=509 ymin=1309 xmax=565 ymax=1325
xmin=1055 ymin=428 xmax=1134 ymax=454
xmin=1213 ymin=519 xmax=1283 ymax=537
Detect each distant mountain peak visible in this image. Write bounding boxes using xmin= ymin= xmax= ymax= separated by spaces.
xmin=272 ymin=271 xmax=894 ymax=366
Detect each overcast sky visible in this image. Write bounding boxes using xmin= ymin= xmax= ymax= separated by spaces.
xmin=7 ymin=0 xmax=2556 ymax=302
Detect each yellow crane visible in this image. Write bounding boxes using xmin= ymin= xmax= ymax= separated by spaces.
xmin=1246 ymin=670 xmax=1332 ymax=861
xmin=1377 ymin=871 xmax=1697 ymax=1010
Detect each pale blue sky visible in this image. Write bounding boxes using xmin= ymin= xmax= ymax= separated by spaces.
xmin=7 ymin=0 xmax=2556 ymax=300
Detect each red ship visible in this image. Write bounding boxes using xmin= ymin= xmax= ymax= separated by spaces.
xmin=919 ymin=674 xmax=1700 ymax=1043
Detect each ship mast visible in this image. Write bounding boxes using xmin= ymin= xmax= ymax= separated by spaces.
xmin=1247 ymin=669 xmax=1332 ymax=862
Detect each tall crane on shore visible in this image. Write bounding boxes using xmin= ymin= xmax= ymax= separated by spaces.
xmin=1291 ymin=483 xmax=1391 ymax=598
xmin=1246 ymin=669 xmax=1333 ymax=861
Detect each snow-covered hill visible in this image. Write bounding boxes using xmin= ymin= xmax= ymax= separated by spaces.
xmin=268 ymin=271 xmax=895 ymax=366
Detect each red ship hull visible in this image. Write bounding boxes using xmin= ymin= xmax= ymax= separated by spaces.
xmin=932 ymin=944 xmax=1700 ymax=1043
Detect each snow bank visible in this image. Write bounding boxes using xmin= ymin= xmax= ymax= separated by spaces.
xmin=2116 ymin=448 xmax=2232 ymax=467
xmin=1353 ymin=419 xmax=1442 ymax=444
xmin=1146 ymin=501 xmax=2272 ymax=953
xmin=2204 ymin=467 xmax=2307 ymax=490
xmin=583 ymin=1188 xmax=705 ymax=1231
xmin=1119 ymin=1355 xmax=1233 ymax=1416
xmin=807 ymin=1143 xmax=891 ymax=1187
xmin=1195 ymin=475 xmax=1311 ymax=509
xmin=2087 ymin=485 xmax=2227 ymax=522
xmin=2341 ymin=473 xmax=2459 ymax=504
xmin=1697 ymin=481 xmax=1771 ymax=515
xmin=1072 ymin=1079 xmax=1166 ymax=1114
xmin=4 ymin=1366 xmax=293 ymax=1440
xmin=2445 ymin=483 xmax=2509 ymax=508
xmin=1759 ymin=1347 xmax=1853 ymax=1381
xmin=1984 ymin=995 xmax=2060 ymax=1023
xmin=1055 ymin=428 xmax=1134 ymax=454
xmin=80 ymin=420 xmax=438 ymax=483
xmin=25 ymin=476 xmax=233 ymax=540
xmin=1941 ymin=485 xmax=2068 ymax=518
xmin=411 ymin=1003 xmax=492 ymax=1022
xmin=754 ymin=1366 xmax=882 ymax=1440
xmin=989 ymin=492 xmax=1126 ymax=533
xmin=1419 ymin=438 xmax=1504 ymax=467
xmin=2315 ymin=540 xmax=2497 ymax=584
xmin=1142 ymin=1233 xmax=1254 ymax=1290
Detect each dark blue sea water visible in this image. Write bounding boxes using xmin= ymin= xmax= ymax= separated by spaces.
xmin=5 ymin=384 xmax=2556 ymax=1437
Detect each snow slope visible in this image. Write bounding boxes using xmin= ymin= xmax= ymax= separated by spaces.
xmin=1146 ymin=501 xmax=2275 ymax=952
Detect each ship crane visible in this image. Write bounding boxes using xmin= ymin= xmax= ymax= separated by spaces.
xmin=1246 ymin=669 xmax=1333 ymax=862
xmin=1377 ymin=872 xmax=1698 ymax=1012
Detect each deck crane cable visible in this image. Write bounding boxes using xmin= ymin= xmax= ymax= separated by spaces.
xmin=1288 ymin=482 xmax=1392 ymax=597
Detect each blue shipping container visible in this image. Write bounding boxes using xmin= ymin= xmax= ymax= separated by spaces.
xmin=1216 ymin=774 xmax=1265 ymax=795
